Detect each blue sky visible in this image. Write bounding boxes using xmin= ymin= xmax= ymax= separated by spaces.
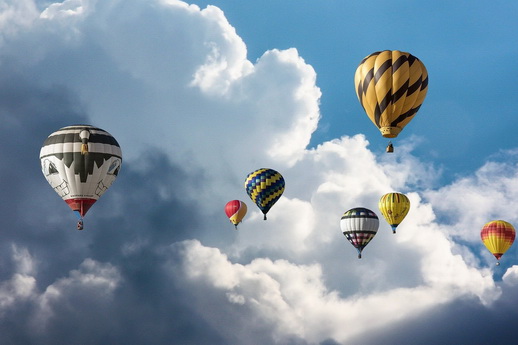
xmin=2 ymin=0 xmax=518 ymax=344
xmin=194 ymin=0 xmax=518 ymax=179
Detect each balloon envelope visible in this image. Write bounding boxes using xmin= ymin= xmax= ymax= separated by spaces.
xmin=481 ymin=220 xmax=515 ymax=264
xmin=378 ymin=192 xmax=410 ymax=233
xmin=244 ymin=168 xmax=285 ymax=220
xmin=354 ymin=50 xmax=428 ymax=139
xmin=40 ymin=125 xmax=122 ymax=228
xmin=340 ymin=207 xmax=379 ymax=258
xmin=225 ymin=200 xmax=247 ymax=228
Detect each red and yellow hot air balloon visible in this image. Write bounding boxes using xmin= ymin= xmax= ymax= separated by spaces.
xmin=225 ymin=200 xmax=247 ymax=229
xmin=480 ymin=220 xmax=515 ymax=265
xmin=354 ymin=50 xmax=428 ymax=152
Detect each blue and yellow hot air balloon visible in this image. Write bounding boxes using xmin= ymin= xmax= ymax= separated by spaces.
xmin=244 ymin=168 xmax=285 ymax=220
xmin=378 ymin=192 xmax=410 ymax=234
xmin=481 ymin=220 xmax=515 ymax=265
xmin=340 ymin=208 xmax=379 ymax=259
xmin=354 ymin=50 xmax=428 ymax=152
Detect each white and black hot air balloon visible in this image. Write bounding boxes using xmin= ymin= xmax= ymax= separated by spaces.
xmin=40 ymin=125 xmax=122 ymax=230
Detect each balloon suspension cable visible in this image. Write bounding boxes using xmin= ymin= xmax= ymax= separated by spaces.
xmin=77 ymin=218 xmax=84 ymax=231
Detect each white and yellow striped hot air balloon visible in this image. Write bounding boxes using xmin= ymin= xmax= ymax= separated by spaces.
xmin=354 ymin=50 xmax=428 ymax=152
xmin=340 ymin=207 xmax=379 ymax=259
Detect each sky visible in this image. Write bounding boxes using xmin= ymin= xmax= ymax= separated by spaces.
xmin=1 ymin=0 xmax=518 ymax=344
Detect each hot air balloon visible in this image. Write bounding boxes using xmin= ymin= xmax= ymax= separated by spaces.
xmin=225 ymin=200 xmax=247 ymax=229
xmin=244 ymin=168 xmax=285 ymax=220
xmin=480 ymin=220 xmax=515 ymax=265
xmin=354 ymin=50 xmax=428 ymax=152
xmin=40 ymin=125 xmax=122 ymax=230
xmin=378 ymin=192 xmax=411 ymax=234
xmin=340 ymin=207 xmax=379 ymax=259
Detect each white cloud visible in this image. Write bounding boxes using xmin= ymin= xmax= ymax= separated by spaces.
xmin=0 ymin=246 xmax=37 ymax=315
xmin=176 ymin=236 xmax=498 ymax=344
xmin=3 ymin=0 xmax=321 ymax=172
xmin=0 ymin=0 xmax=40 ymax=39
xmin=0 ymin=248 xmax=119 ymax=324
xmin=503 ymin=265 xmax=518 ymax=286
xmin=11 ymin=244 xmax=37 ymax=276
xmin=40 ymin=0 xmax=86 ymax=19
xmin=33 ymin=258 xmax=121 ymax=330
xmin=424 ymin=153 xmax=518 ymax=243
xmin=0 ymin=273 xmax=36 ymax=312
xmin=190 ymin=5 xmax=253 ymax=95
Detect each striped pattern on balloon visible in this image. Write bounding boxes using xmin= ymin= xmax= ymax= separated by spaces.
xmin=40 ymin=125 xmax=122 ymax=230
xmin=378 ymin=192 xmax=410 ymax=234
xmin=354 ymin=50 xmax=428 ymax=151
xmin=340 ymin=208 xmax=379 ymax=259
xmin=480 ymin=220 xmax=516 ymax=265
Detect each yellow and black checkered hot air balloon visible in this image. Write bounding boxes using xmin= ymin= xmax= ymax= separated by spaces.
xmin=354 ymin=50 xmax=428 ymax=152
xmin=244 ymin=168 xmax=285 ymax=220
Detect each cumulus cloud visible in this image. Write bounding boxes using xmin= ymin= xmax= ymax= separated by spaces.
xmin=0 ymin=247 xmax=37 ymax=315
xmin=502 ymin=265 xmax=518 ymax=285
xmin=32 ymin=258 xmax=121 ymax=331
xmin=425 ymin=152 xmax=518 ymax=242
xmin=0 ymin=0 xmax=517 ymax=344
xmin=175 ymin=235 xmax=497 ymax=344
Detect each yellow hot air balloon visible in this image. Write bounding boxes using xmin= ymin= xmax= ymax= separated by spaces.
xmin=378 ymin=192 xmax=410 ymax=234
xmin=480 ymin=220 xmax=516 ymax=265
xmin=354 ymin=50 xmax=428 ymax=152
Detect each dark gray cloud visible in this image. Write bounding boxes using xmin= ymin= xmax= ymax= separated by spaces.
xmin=0 ymin=120 xmax=227 ymax=344
xmin=0 ymin=61 xmax=292 ymax=344
xmin=355 ymin=290 xmax=518 ymax=345
xmin=0 ymin=62 xmax=225 ymax=344
xmin=0 ymin=73 xmax=89 ymax=277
